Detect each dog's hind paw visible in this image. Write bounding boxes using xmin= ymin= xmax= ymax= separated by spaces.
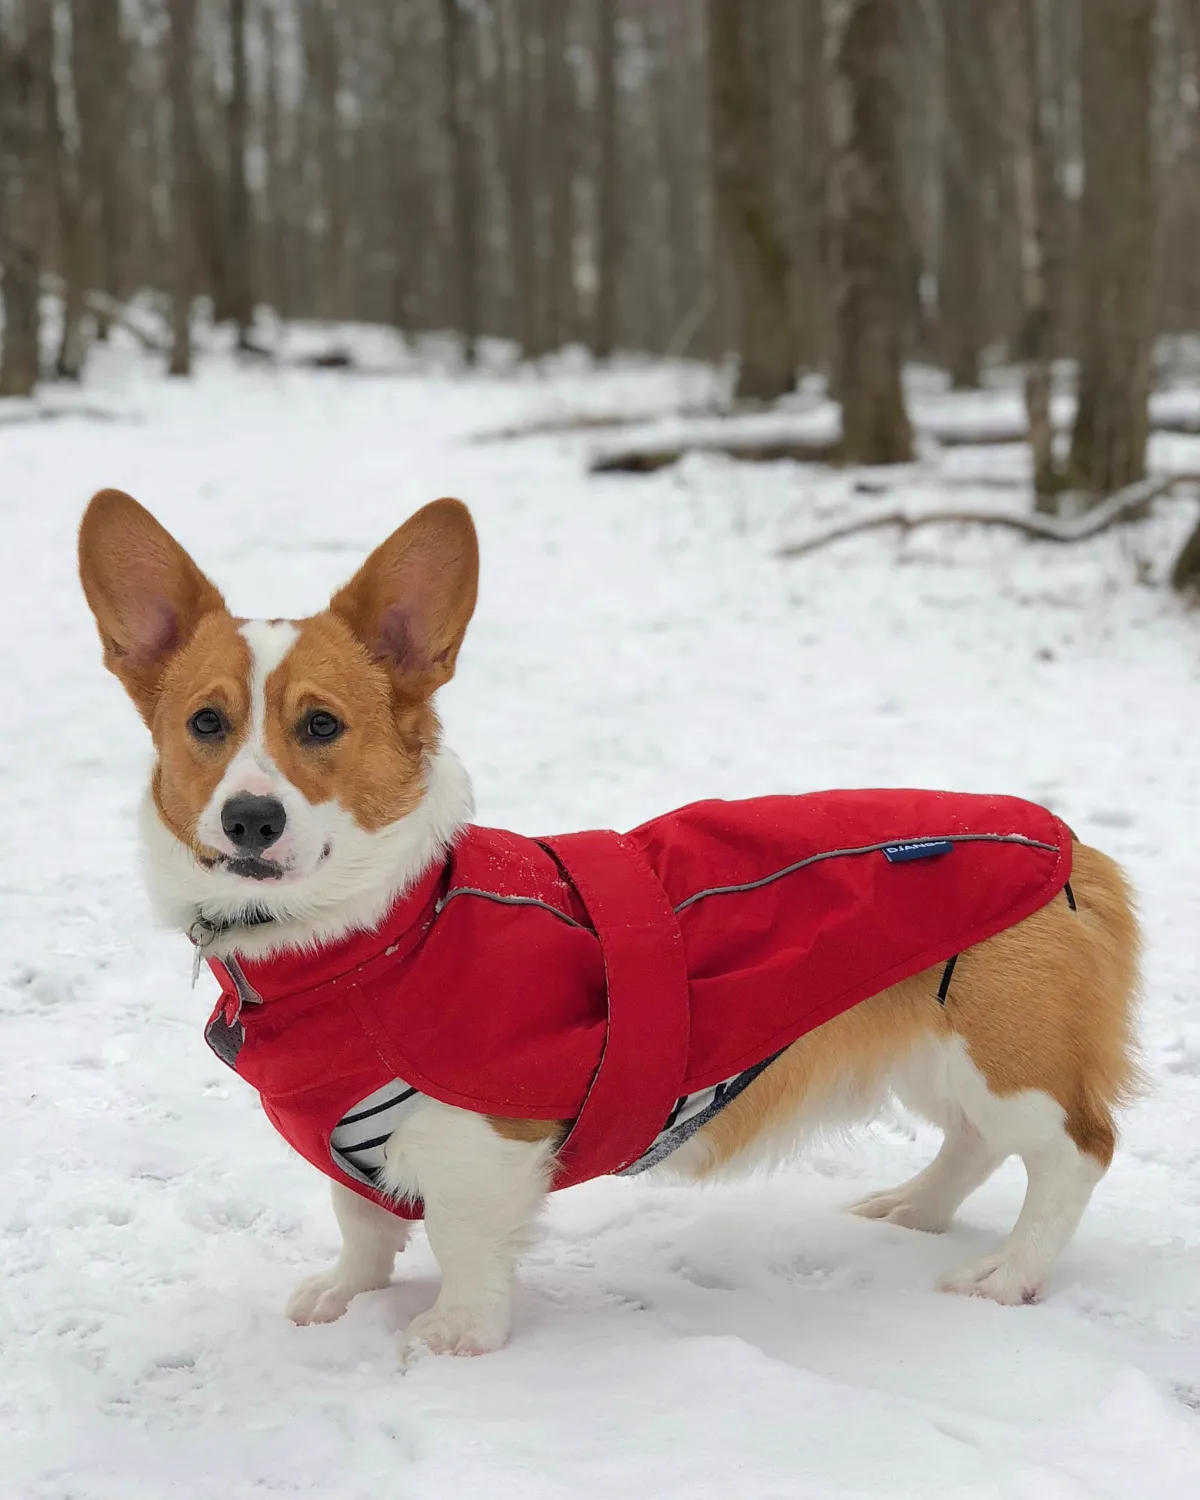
xmin=937 ymin=1252 xmax=1043 ymax=1306
xmin=847 ymin=1186 xmax=952 ymax=1233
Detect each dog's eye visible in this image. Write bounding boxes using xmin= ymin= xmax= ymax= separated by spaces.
xmin=304 ymin=710 xmax=342 ymax=741
xmin=189 ymin=708 xmax=226 ymax=739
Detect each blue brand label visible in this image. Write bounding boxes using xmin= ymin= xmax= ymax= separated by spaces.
xmin=882 ymin=839 xmax=956 ymax=864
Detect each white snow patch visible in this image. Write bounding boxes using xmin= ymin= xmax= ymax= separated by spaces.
xmin=3 ymin=338 xmax=1199 ymax=1497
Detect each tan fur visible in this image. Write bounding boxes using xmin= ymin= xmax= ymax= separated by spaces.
xmin=488 ymin=1116 xmax=567 ymax=1145
xmin=687 ymin=839 xmax=1140 ymax=1174
xmin=149 ymin=613 xmax=252 ymax=851
xmin=261 ymin=613 xmax=438 ymax=832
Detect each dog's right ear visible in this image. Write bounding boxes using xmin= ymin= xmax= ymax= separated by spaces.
xmin=78 ymin=489 xmax=226 ymax=722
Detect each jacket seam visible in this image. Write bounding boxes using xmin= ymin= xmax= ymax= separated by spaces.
xmin=671 ymin=832 xmax=1060 ymax=914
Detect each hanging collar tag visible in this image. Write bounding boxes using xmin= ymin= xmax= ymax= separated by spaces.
xmin=186 ymin=908 xmax=277 ymax=987
xmin=188 ymin=918 xmax=216 ymax=988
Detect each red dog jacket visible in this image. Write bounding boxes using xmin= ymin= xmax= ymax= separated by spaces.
xmin=204 ymin=789 xmax=1072 ymax=1220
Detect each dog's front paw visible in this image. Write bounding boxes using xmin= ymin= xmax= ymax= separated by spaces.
xmin=401 ymin=1299 xmax=511 ymax=1360
xmin=937 ymin=1252 xmax=1043 ymax=1306
xmin=287 ymin=1269 xmax=385 ymax=1325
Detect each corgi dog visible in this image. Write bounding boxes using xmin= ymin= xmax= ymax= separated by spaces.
xmin=78 ymin=489 xmax=1141 ymax=1359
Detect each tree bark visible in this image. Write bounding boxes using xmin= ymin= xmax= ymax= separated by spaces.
xmin=592 ymin=0 xmax=619 ymax=358
xmin=72 ymin=0 xmax=125 ymax=339
xmin=0 ymin=23 xmax=44 ymax=397
xmin=939 ymin=0 xmax=986 ymax=390
xmin=830 ymin=0 xmax=913 ymax=463
xmin=442 ymin=0 xmax=480 ymax=361
xmin=796 ymin=0 xmax=831 ymax=372
xmin=261 ymin=0 xmax=289 ymax=319
xmin=299 ymin=0 xmax=345 ymax=320
xmin=992 ymin=0 xmax=1062 ymax=510
xmin=539 ymin=0 xmax=575 ymax=350
xmin=499 ymin=0 xmax=539 ymax=354
xmin=167 ymin=0 xmax=198 ymax=376
xmin=227 ymin=0 xmax=255 ymax=345
xmin=707 ymin=0 xmax=796 ymax=402
xmin=48 ymin=24 xmax=87 ymax=381
xmin=1067 ymin=0 xmax=1157 ymax=500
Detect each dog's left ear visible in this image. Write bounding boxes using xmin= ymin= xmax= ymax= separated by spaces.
xmin=330 ymin=498 xmax=479 ymax=700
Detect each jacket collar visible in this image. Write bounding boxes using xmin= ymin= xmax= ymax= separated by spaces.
xmin=205 ymin=856 xmax=449 ymax=1003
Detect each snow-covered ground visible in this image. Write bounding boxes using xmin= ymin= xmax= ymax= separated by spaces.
xmin=3 ymin=337 xmax=1200 ymax=1498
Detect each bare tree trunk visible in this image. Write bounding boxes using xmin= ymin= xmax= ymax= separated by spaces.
xmin=496 ymin=0 xmax=538 ymax=354
xmin=73 ymin=0 xmax=124 ymax=340
xmin=707 ymin=0 xmax=796 ymax=401
xmin=42 ymin=7 xmax=86 ymax=381
xmin=992 ymin=0 xmax=1062 ymax=510
xmin=167 ymin=0 xmax=198 ymax=377
xmin=1068 ymin=0 xmax=1156 ymax=500
xmin=797 ymin=0 xmax=830 ymax=372
xmin=939 ymin=0 xmax=986 ymax=390
xmin=540 ymin=0 xmax=575 ymax=351
xmin=443 ymin=0 xmax=480 ymax=360
xmin=300 ymin=0 xmax=345 ymax=319
xmin=1037 ymin=0 xmax=1073 ymax=361
xmin=592 ymin=0 xmax=619 ymax=358
xmin=0 ymin=22 xmax=44 ymax=397
xmin=261 ymin=0 xmax=288 ymax=320
xmin=227 ymin=0 xmax=255 ymax=346
xmin=830 ymin=0 xmax=913 ymax=462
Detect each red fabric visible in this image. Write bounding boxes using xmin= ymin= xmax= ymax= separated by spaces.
xmin=206 ymin=789 xmax=1072 ymax=1220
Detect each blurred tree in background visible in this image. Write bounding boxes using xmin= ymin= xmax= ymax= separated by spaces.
xmin=2 ymin=0 xmax=1199 ymax=518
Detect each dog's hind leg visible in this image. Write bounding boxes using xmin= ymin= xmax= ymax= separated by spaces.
xmin=935 ymin=1100 xmax=1109 ymax=1304
xmin=932 ymin=844 xmax=1138 ymax=1303
xmin=287 ymin=1180 xmax=411 ymax=1325
xmin=848 ymin=1114 xmax=1004 ymax=1232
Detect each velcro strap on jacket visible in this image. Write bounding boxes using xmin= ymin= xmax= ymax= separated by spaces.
xmin=539 ymin=830 xmax=690 ymax=1185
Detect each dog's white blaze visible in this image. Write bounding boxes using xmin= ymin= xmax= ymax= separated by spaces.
xmin=193 ymin=620 xmax=300 ymax=859
xmin=239 ymin=619 xmax=300 ymax=776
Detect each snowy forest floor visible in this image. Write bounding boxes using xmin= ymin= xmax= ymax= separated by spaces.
xmin=3 ymin=332 xmax=1200 ymax=1498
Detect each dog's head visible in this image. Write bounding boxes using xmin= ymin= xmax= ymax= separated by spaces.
xmin=78 ymin=489 xmax=477 ymax=948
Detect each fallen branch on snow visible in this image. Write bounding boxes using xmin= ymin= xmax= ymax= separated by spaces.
xmin=776 ymin=473 xmax=1200 ymax=561
xmin=0 ymin=403 xmax=129 ymax=427
xmin=931 ymin=414 xmax=1200 ymax=445
xmin=593 ymin=433 xmax=843 ymax=472
xmin=589 ymin=410 xmax=1200 ymax=473
xmin=470 ymin=403 xmax=725 ymax=444
xmin=40 ymin=273 xmax=170 ymax=354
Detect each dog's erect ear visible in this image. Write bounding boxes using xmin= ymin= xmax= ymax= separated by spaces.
xmin=329 ymin=498 xmax=479 ymax=700
xmin=78 ymin=489 xmax=227 ymax=721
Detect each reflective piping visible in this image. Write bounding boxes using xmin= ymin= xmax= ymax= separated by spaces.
xmin=672 ymin=832 xmax=1060 ymax=915
xmin=434 ymin=886 xmax=589 ymax=929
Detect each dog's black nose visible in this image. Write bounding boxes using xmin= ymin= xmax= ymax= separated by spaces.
xmin=221 ymin=794 xmax=287 ymax=854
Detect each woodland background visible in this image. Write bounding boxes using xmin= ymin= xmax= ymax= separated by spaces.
xmin=2 ymin=1 xmax=1200 ymax=548
xmin=4 ymin=9 xmax=1200 ymax=1489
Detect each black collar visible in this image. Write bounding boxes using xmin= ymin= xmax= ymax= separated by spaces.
xmin=189 ymin=906 xmax=278 ymax=947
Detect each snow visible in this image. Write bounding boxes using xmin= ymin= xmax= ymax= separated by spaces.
xmin=3 ymin=336 xmax=1200 ymax=1498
